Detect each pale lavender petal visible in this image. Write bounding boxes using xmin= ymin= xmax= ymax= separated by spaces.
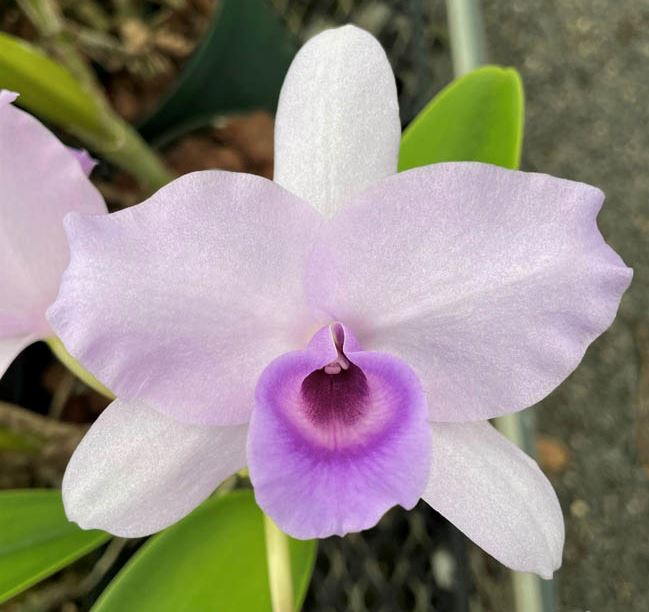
xmin=63 ymin=399 xmax=248 ymax=537
xmin=307 ymin=162 xmax=632 ymax=422
xmin=274 ymin=25 xmax=400 ymax=217
xmin=48 ymin=171 xmax=323 ymax=426
xmin=0 ymin=334 xmax=37 ymax=380
xmin=0 ymin=90 xmax=18 ymax=105
xmin=248 ymin=324 xmax=431 ymax=538
xmin=67 ymin=148 xmax=97 ymax=176
xmin=0 ymin=90 xmax=106 ymax=342
xmin=422 ymin=422 xmax=564 ymax=578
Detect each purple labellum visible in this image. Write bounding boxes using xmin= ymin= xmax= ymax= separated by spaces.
xmin=247 ymin=323 xmax=431 ymax=538
xmin=67 ymin=148 xmax=98 ymax=177
xmin=301 ymin=363 xmax=367 ymax=426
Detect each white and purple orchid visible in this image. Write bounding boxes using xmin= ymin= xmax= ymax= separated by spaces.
xmin=0 ymin=90 xmax=105 ymax=378
xmin=43 ymin=26 xmax=631 ymax=578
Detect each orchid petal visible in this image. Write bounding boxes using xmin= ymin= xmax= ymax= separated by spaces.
xmin=63 ymin=399 xmax=248 ymax=537
xmin=274 ymin=25 xmax=400 ymax=218
xmin=0 ymin=90 xmax=18 ymax=106
xmin=48 ymin=171 xmax=323 ymax=425
xmin=422 ymin=421 xmax=564 ymax=578
xmin=308 ymin=162 xmax=632 ymax=422
xmin=67 ymin=148 xmax=97 ymax=176
xmin=0 ymin=90 xmax=106 ymax=346
xmin=248 ymin=324 xmax=431 ymax=539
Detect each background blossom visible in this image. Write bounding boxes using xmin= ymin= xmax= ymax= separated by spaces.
xmin=0 ymin=91 xmax=105 ymax=379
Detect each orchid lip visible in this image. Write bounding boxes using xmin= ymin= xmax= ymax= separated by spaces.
xmin=301 ymin=323 xmax=367 ymax=429
xmin=254 ymin=322 xmax=424 ymax=453
xmin=302 ymin=359 xmax=368 ymax=429
xmin=248 ymin=320 xmax=432 ymax=538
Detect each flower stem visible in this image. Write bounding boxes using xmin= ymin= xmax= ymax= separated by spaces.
xmin=98 ymin=120 xmax=174 ymax=193
xmin=17 ymin=0 xmax=173 ymax=194
xmin=46 ymin=337 xmax=114 ymax=400
xmin=445 ymin=0 xmax=488 ymax=75
xmin=17 ymin=0 xmax=107 ymax=98
xmin=263 ymin=513 xmax=294 ymax=612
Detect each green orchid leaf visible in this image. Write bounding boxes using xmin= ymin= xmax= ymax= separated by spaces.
xmin=0 ymin=32 xmax=111 ymax=142
xmin=0 ymin=490 xmax=109 ymax=604
xmin=139 ymin=0 xmax=296 ymax=141
xmin=92 ymin=491 xmax=317 ymax=612
xmin=399 ymin=65 xmax=524 ymax=171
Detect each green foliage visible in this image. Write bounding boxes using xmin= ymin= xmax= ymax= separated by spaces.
xmin=0 ymin=490 xmax=109 ymax=604
xmin=92 ymin=491 xmax=317 ymax=612
xmin=139 ymin=0 xmax=296 ymax=141
xmin=0 ymin=32 xmax=112 ymax=143
xmin=399 ymin=65 xmax=524 ymax=171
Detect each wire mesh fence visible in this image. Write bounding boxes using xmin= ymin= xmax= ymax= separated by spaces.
xmin=304 ymin=502 xmax=474 ymax=611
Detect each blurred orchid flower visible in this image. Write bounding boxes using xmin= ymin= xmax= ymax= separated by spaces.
xmin=0 ymin=90 xmax=105 ymax=380
xmin=48 ymin=26 xmax=631 ymax=578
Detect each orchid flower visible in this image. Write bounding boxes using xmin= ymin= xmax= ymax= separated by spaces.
xmin=0 ymin=90 xmax=105 ymax=380
xmin=47 ymin=26 xmax=631 ymax=578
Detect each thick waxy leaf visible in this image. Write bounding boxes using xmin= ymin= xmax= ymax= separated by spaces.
xmin=399 ymin=65 xmax=524 ymax=171
xmin=0 ymin=32 xmax=111 ymax=142
xmin=92 ymin=491 xmax=317 ymax=612
xmin=139 ymin=0 xmax=296 ymax=141
xmin=0 ymin=490 xmax=109 ymax=604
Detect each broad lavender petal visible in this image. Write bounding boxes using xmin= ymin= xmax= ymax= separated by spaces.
xmin=274 ymin=25 xmax=401 ymax=218
xmin=248 ymin=324 xmax=431 ymax=539
xmin=0 ymin=90 xmax=106 ymax=353
xmin=48 ymin=171 xmax=323 ymax=425
xmin=0 ymin=90 xmax=18 ymax=106
xmin=67 ymin=148 xmax=97 ymax=176
xmin=422 ymin=422 xmax=564 ymax=578
xmin=307 ymin=162 xmax=632 ymax=422
xmin=63 ymin=399 xmax=248 ymax=537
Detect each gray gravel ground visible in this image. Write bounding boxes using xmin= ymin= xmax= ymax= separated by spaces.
xmin=481 ymin=1 xmax=649 ymax=610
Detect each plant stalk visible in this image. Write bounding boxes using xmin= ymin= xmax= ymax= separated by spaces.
xmin=445 ymin=0 xmax=488 ymax=75
xmin=17 ymin=0 xmax=173 ymax=193
xmin=263 ymin=513 xmax=294 ymax=612
xmin=98 ymin=119 xmax=174 ymax=193
xmin=17 ymin=0 xmax=107 ymax=99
